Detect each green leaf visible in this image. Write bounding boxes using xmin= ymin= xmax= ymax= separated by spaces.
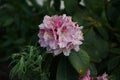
xmin=83 ymin=28 xmax=109 ymax=61
xmin=68 ymin=49 xmax=90 ymax=76
xmin=18 ymin=56 xmax=24 ymax=72
xmin=108 ymin=56 xmax=120 ymax=70
xmin=111 ymin=67 xmax=120 ymax=80
xmin=107 ymin=0 xmax=120 ymax=25
xmin=64 ymin=0 xmax=78 ymax=15
xmin=73 ymin=6 xmax=92 ymax=27
xmin=10 ymin=62 xmax=20 ymax=79
xmin=3 ymin=17 xmax=14 ymax=26
xmin=20 ymin=3 xmax=32 ymax=16
xmin=81 ymin=43 xmax=102 ymax=62
xmin=10 ymin=56 xmax=24 ymax=79
xmin=84 ymin=0 xmax=104 ymax=16
xmin=56 ymin=57 xmax=77 ymax=80
xmin=93 ymin=34 xmax=109 ymax=59
xmin=95 ymin=26 xmax=109 ymax=40
xmin=110 ymin=48 xmax=120 ymax=54
xmin=89 ymin=64 xmax=97 ymax=76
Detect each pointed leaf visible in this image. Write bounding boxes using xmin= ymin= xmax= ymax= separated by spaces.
xmin=68 ymin=49 xmax=90 ymax=76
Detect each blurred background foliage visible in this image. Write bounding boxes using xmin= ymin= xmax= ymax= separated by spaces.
xmin=0 ymin=0 xmax=120 ymax=80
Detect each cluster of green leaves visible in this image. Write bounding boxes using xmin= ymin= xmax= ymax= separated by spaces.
xmin=10 ymin=46 xmax=90 ymax=80
xmin=10 ymin=46 xmax=52 ymax=80
xmin=0 ymin=0 xmax=120 ymax=80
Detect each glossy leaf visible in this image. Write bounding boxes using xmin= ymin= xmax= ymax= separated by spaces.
xmin=68 ymin=49 xmax=90 ymax=76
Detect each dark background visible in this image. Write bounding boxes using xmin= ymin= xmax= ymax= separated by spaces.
xmin=0 ymin=0 xmax=120 ymax=80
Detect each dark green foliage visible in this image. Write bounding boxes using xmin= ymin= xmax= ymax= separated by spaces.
xmin=64 ymin=0 xmax=79 ymax=15
xmin=56 ymin=57 xmax=78 ymax=80
xmin=0 ymin=0 xmax=120 ymax=80
xmin=84 ymin=0 xmax=104 ymax=16
xmin=10 ymin=46 xmax=51 ymax=80
xmin=10 ymin=46 xmax=40 ymax=80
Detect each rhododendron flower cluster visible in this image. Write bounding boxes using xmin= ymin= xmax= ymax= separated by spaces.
xmin=38 ymin=14 xmax=83 ymax=56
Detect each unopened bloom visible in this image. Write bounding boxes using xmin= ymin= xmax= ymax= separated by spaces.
xmin=95 ymin=73 xmax=108 ymax=80
xmin=38 ymin=14 xmax=83 ymax=56
xmin=79 ymin=69 xmax=90 ymax=80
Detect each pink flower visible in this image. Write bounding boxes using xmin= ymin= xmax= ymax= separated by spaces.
xmin=96 ymin=73 xmax=108 ymax=80
xmin=79 ymin=70 xmax=90 ymax=80
xmin=38 ymin=14 xmax=83 ymax=56
xmin=78 ymin=70 xmax=108 ymax=80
